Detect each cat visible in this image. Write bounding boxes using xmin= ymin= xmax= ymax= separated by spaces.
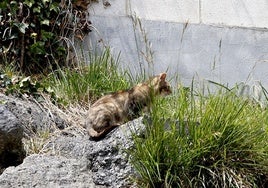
xmin=85 ymin=72 xmax=172 ymax=139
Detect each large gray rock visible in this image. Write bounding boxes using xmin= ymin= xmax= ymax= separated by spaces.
xmin=0 ymin=93 xmax=68 ymax=136
xmin=0 ymin=154 xmax=101 ymax=188
xmin=0 ymin=117 xmax=145 ymax=187
xmin=0 ymin=105 xmax=25 ymax=173
xmin=46 ymin=117 xmax=145 ymax=187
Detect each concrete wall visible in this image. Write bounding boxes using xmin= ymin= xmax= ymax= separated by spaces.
xmin=201 ymin=0 xmax=268 ymax=28
xmin=90 ymin=0 xmax=268 ymax=29
xmin=85 ymin=0 xmax=268 ymax=90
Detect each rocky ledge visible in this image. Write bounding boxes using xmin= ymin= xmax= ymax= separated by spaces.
xmin=0 ymin=93 xmax=145 ymax=187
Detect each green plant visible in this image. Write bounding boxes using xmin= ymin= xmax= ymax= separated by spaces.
xmin=47 ymin=48 xmax=134 ymax=105
xmin=0 ymin=0 xmax=91 ymax=74
xmin=0 ymin=66 xmax=59 ymax=104
xmin=131 ymin=86 xmax=268 ymax=187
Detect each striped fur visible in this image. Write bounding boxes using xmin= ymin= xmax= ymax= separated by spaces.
xmin=85 ymin=73 xmax=172 ymax=138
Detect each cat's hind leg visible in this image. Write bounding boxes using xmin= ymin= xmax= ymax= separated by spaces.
xmin=87 ymin=115 xmax=116 ymax=138
xmin=88 ymin=124 xmax=119 ymax=140
xmin=87 ymin=127 xmax=106 ymax=138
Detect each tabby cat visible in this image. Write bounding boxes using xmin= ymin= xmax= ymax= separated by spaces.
xmin=85 ymin=73 xmax=172 ymax=138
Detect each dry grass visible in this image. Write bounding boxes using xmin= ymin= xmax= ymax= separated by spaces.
xmin=22 ymin=94 xmax=88 ymax=155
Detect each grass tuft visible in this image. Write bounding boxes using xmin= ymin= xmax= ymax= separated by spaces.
xmin=23 ymin=130 xmax=51 ymax=155
xmin=131 ymin=86 xmax=268 ymax=187
xmin=47 ymin=48 xmax=132 ymax=105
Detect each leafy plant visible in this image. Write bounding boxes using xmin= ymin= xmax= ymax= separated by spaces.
xmin=0 ymin=66 xmax=58 ymax=104
xmin=0 ymin=0 xmax=92 ymax=74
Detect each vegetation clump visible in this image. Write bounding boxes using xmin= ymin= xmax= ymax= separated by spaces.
xmin=131 ymin=86 xmax=268 ymax=187
xmin=46 ymin=48 xmax=132 ymax=104
xmin=0 ymin=0 xmax=92 ymax=74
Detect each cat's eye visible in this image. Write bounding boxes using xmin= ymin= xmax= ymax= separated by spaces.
xmin=160 ymin=86 xmax=170 ymax=92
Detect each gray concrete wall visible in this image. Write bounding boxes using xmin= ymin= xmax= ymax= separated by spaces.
xmin=84 ymin=0 xmax=268 ymax=90
xmin=89 ymin=0 xmax=268 ymax=29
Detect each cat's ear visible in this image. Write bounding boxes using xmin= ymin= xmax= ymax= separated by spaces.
xmin=160 ymin=73 xmax=167 ymax=80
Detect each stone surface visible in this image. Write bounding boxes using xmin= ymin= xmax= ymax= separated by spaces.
xmin=0 ymin=93 xmax=68 ymax=136
xmin=0 ymin=154 xmax=99 ymax=188
xmin=0 ymin=115 xmax=145 ymax=187
xmin=0 ymin=105 xmax=25 ymax=171
xmin=45 ymin=117 xmax=145 ymax=187
xmin=0 ymin=93 xmax=146 ymax=187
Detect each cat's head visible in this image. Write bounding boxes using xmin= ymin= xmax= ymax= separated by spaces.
xmin=149 ymin=73 xmax=172 ymax=96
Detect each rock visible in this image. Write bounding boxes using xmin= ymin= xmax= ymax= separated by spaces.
xmin=0 ymin=93 xmax=147 ymax=187
xmin=0 ymin=117 xmax=145 ymax=187
xmin=0 ymin=93 xmax=68 ymax=136
xmin=0 ymin=154 xmax=103 ymax=188
xmin=0 ymin=105 xmax=25 ymax=173
xmin=45 ymin=117 xmax=145 ymax=187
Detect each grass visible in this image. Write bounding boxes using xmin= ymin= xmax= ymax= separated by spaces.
xmin=46 ymin=48 xmax=134 ymax=105
xmin=22 ymin=130 xmax=51 ymax=155
xmin=130 ymin=86 xmax=268 ymax=187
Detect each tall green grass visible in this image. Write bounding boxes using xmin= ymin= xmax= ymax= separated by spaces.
xmin=47 ymin=48 xmax=132 ymax=104
xmin=131 ymin=86 xmax=268 ymax=187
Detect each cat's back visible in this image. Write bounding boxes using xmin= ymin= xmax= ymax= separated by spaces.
xmin=92 ymin=90 xmax=128 ymax=106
